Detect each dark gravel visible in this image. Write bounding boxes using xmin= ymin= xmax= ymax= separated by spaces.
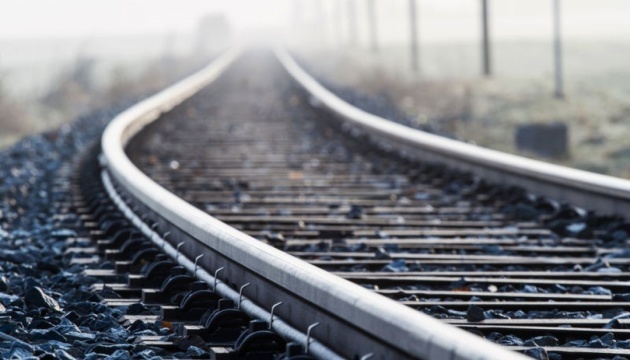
xmin=4 ymin=50 xmax=626 ymax=359
xmin=130 ymin=50 xmax=630 ymax=360
xmin=0 ymin=104 xmax=183 ymax=359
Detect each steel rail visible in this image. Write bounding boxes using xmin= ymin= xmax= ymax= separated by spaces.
xmin=100 ymin=48 xmax=528 ymax=359
xmin=274 ymin=46 xmax=630 ymax=216
xmin=100 ymin=171 xmax=342 ymax=360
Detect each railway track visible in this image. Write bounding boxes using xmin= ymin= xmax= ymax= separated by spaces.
xmin=87 ymin=47 xmax=630 ymax=359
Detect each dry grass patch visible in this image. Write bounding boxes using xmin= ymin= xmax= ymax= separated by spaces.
xmin=297 ymin=48 xmax=630 ymax=179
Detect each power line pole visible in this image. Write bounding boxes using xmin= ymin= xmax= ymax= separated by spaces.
xmin=292 ymin=0 xmax=306 ymax=45
xmin=409 ymin=0 xmax=419 ymax=73
xmin=553 ymin=0 xmax=564 ymax=99
xmin=315 ymin=0 xmax=326 ymax=46
xmin=293 ymin=0 xmax=302 ymax=32
xmin=367 ymin=0 xmax=378 ymax=53
xmin=481 ymin=0 xmax=492 ymax=76
xmin=348 ymin=0 xmax=358 ymax=46
xmin=336 ymin=0 xmax=344 ymax=45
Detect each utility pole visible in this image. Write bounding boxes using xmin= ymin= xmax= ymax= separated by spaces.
xmin=553 ymin=0 xmax=564 ymax=99
xmin=367 ymin=0 xmax=378 ymax=53
xmin=409 ymin=0 xmax=419 ymax=73
xmin=348 ymin=0 xmax=358 ymax=46
xmin=292 ymin=0 xmax=304 ymax=45
xmin=315 ymin=0 xmax=326 ymax=46
xmin=293 ymin=0 xmax=302 ymax=30
xmin=336 ymin=0 xmax=344 ymax=45
xmin=481 ymin=0 xmax=491 ymax=76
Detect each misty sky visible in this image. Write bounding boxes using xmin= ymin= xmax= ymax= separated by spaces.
xmin=1 ymin=0 xmax=630 ymax=42
xmin=0 ymin=0 xmax=293 ymax=39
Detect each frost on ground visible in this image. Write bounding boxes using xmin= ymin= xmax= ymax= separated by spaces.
xmin=295 ymin=42 xmax=630 ymax=179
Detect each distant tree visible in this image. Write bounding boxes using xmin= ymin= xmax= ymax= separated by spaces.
xmin=0 ymin=71 xmax=30 ymax=134
xmin=40 ymin=55 xmax=96 ymax=115
xmin=195 ymin=14 xmax=232 ymax=56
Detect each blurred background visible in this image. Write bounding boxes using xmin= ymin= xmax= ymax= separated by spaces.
xmin=2 ymin=0 xmax=630 ymax=177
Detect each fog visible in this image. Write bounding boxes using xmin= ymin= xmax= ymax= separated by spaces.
xmin=2 ymin=0 xmax=630 ymax=90
xmin=3 ymin=0 xmax=630 ymax=42
xmin=294 ymin=0 xmax=630 ymax=46
xmin=0 ymin=0 xmax=291 ymax=39
xmin=3 ymin=0 xmax=630 ymax=174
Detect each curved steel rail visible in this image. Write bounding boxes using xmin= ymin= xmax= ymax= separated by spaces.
xmin=275 ymin=46 xmax=630 ymax=216
xmin=101 ymin=48 xmax=527 ymax=359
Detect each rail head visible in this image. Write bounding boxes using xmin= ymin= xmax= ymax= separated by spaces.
xmin=274 ymin=46 xmax=630 ymax=216
xmin=101 ymin=48 xmax=528 ymax=359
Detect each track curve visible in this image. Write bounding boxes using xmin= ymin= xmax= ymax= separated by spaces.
xmin=100 ymin=47 xmax=630 ymax=360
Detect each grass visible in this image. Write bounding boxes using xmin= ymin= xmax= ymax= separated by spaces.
xmin=295 ymin=44 xmax=630 ymax=179
xmin=0 ymin=53 xmax=208 ymax=150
